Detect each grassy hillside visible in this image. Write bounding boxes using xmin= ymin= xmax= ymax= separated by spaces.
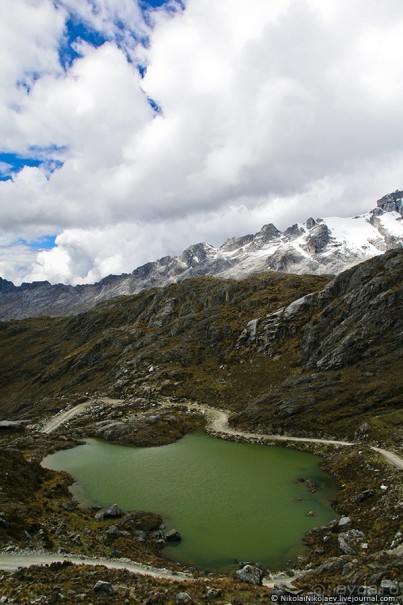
xmin=0 ymin=250 xmax=402 ymax=447
xmin=0 ymin=272 xmax=327 ymax=415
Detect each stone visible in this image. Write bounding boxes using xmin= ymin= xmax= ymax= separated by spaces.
xmin=57 ymin=547 xmax=69 ymax=554
xmin=235 ymin=564 xmax=264 ymax=585
xmin=175 ymin=592 xmax=193 ymax=604
xmin=206 ymin=587 xmax=222 ymax=599
xmin=354 ymin=489 xmax=375 ymax=503
xmin=105 ymin=525 xmax=120 ymax=540
xmin=165 ymin=529 xmax=182 ymax=542
xmin=62 ymin=501 xmax=75 ymax=511
xmin=95 ymin=503 xmax=124 ymax=520
xmin=94 ymin=580 xmax=115 ymax=595
xmin=338 ymin=516 xmax=352 ymax=528
xmin=338 ymin=529 xmax=366 ymax=555
xmin=273 ymin=582 xmax=302 ymax=595
xmin=342 ymin=562 xmax=354 ymax=577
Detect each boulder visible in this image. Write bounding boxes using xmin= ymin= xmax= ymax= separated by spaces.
xmin=96 ymin=503 xmax=124 ymax=520
xmin=273 ymin=582 xmax=302 ymax=596
xmin=94 ymin=580 xmax=115 ymax=595
xmin=235 ymin=564 xmax=264 ymax=585
xmin=105 ymin=503 xmax=123 ymax=518
xmin=105 ymin=525 xmax=120 ymax=541
xmin=338 ymin=529 xmax=366 ymax=555
xmin=338 ymin=516 xmax=352 ymax=529
xmin=134 ymin=530 xmax=146 ymax=541
xmin=206 ymin=587 xmax=222 ymax=599
xmin=175 ymin=592 xmax=193 ymax=604
xmin=165 ymin=529 xmax=182 ymax=542
xmin=354 ymin=490 xmax=375 ymax=503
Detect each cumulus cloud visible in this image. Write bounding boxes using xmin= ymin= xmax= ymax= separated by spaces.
xmin=1 ymin=0 xmax=403 ymax=284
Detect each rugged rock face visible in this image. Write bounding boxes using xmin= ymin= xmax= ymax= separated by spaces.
xmin=0 ymin=247 xmax=401 ymax=448
xmin=0 ymin=251 xmax=401 ymax=445
xmin=0 ymin=248 xmax=402 ymax=601
xmin=0 ymin=191 xmax=401 ymax=320
xmin=237 ymin=249 xmax=402 ymax=370
xmin=232 ymin=249 xmax=403 ymax=445
xmin=376 ymin=189 xmax=403 ymax=215
xmin=0 ymin=272 xmax=327 ymax=419
xmin=86 ymin=411 xmax=204 ymax=447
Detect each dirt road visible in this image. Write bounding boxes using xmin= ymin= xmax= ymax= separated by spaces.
xmin=0 ymin=553 xmax=192 ymax=581
xmin=41 ymin=397 xmax=123 ymax=434
xmin=184 ymin=403 xmax=403 ymax=470
xmin=41 ymin=399 xmax=403 ymax=469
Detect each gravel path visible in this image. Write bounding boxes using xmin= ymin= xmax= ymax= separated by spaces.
xmin=1 ymin=399 xmax=400 ymax=584
xmin=41 ymin=398 xmax=403 ymax=469
xmin=0 ymin=553 xmax=192 ymax=581
xmin=184 ymin=403 xmax=403 ymax=470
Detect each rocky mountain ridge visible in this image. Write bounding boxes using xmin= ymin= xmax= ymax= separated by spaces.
xmin=0 ymin=190 xmax=402 ymax=320
xmin=1 ymin=248 xmax=402 ymax=602
xmin=0 ymin=249 xmax=401 ymax=448
xmin=232 ymin=248 xmax=402 ymax=444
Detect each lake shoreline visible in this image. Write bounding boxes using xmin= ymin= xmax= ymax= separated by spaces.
xmin=43 ymin=431 xmax=339 ymax=572
xmin=1 ymin=401 xmax=401 ymax=598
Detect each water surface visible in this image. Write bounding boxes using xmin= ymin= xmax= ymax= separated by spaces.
xmin=43 ymin=431 xmax=338 ymax=570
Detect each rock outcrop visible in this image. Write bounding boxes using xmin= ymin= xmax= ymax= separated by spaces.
xmin=232 ymin=248 xmax=403 ymax=444
xmin=376 ymin=189 xmax=403 ymax=215
xmin=235 ymin=564 xmax=264 ymax=585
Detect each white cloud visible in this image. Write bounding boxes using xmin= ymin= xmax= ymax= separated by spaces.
xmin=0 ymin=0 xmax=64 ymax=152
xmin=1 ymin=0 xmax=403 ymax=284
xmin=0 ymin=240 xmax=39 ymax=285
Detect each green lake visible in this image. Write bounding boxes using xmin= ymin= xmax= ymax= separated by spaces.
xmin=42 ymin=431 xmax=338 ymax=571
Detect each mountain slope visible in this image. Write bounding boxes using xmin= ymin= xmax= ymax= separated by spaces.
xmin=0 ymin=272 xmax=328 ymax=417
xmin=0 ymin=190 xmax=402 ymax=320
xmin=232 ymin=248 xmax=403 ymax=447
xmin=0 ymin=249 xmax=401 ymax=448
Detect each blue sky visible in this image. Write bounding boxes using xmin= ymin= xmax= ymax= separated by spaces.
xmin=1 ymin=0 xmax=403 ymax=285
xmin=0 ymin=153 xmax=41 ymax=181
xmin=20 ymin=236 xmax=57 ymax=251
xmin=1 ymin=0 xmax=175 ymax=259
xmin=2 ymin=0 xmax=174 ymax=181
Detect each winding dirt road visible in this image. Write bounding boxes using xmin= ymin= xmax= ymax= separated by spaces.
xmin=183 ymin=403 xmax=403 ymax=470
xmin=0 ymin=553 xmax=288 ymax=588
xmin=41 ymin=398 xmax=122 ymax=434
xmin=41 ymin=402 xmax=90 ymax=434
xmin=0 ymin=553 xmax=192 ymax=581
xmin=41 ymin=398 xmax=403 ymax=470
xmin=1 ymin=398 xmax=401 ymax=585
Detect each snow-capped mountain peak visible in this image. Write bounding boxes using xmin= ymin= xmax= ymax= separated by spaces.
xmin=0 ymin=191 xmax=402 ymax=319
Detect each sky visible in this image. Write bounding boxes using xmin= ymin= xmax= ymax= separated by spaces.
xmin=1 ymin=0 xmax=403 ymax=285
